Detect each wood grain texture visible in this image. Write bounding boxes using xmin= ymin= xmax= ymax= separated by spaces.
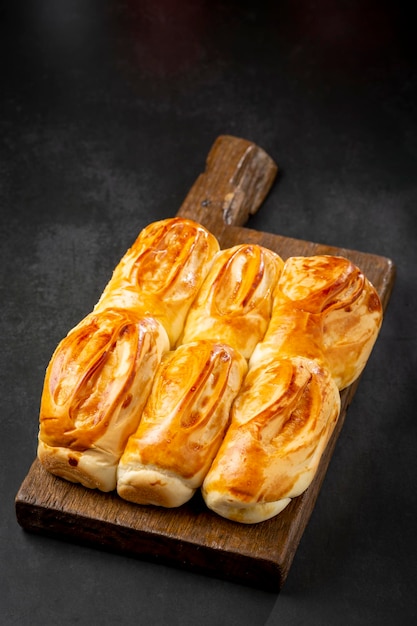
xmin=177 ymin=134 xmax=278 ymax=233
xmin=15 ymin=136 xmax=396 ymax=591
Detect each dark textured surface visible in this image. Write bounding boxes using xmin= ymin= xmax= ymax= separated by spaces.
xmin=1 ymin=1 xmax=416 ymax=624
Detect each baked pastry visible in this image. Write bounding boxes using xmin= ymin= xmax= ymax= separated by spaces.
xmin=117 ymin=340 xmax=248 ymax=507
xmin=202 ymin=255 xmax=382 ymax=523
xmin=38 ymin=309 xmax=170 ymax=492
xmin=95 ymin=217 xmax=220 ymax=347
xmin=179 ymin=244 xmax=284 ymax=359
xmin=251 ymin=255 xmax=383 ymax=390
xmin=37 ymin=217 xmax=218 ymax=490
xmin=202 ymin=356 xmax=341 ymax=523
xmin=116 ymin=242 xmax=280 ymax=508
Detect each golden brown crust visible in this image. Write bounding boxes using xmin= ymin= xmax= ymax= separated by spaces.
xmin=37 ymin=216 xmax=383 ymax=522
xmin=202 ymin=255 xmax=383 ymax=523
xmin=179 ymin=244 xmax=284 ymax=359
xmin=38 ymin=309 xmax=170 ymax=491
xmin=251 ymin=255 xmax=383 ymax=389
xmin=202 ymin=356 xmax=340 ymax=523
xmin=37 ymin=217 xmax=219 ymax=491
xmin=117 ymin=340 xmax=248 ymax=507
xmin=94 ymin=218 xmax=220 ymax=346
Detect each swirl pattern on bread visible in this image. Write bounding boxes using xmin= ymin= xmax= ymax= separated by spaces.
xmin=180 ymin=244 xmax=284 ymax=358
xmin=38 ymin=218 xmax=220 ymax=491
xmin=202 ymin=255 xmax=382 ymax=523
xmin=37 ymin=218 xmax=383 ymax=524
xmin=117 ymin=340 xmax=247 ymax=507
xmin=95 ymin=218 xmax=220 ymax=347
xmin=38 ymin=310 xmax=169 ymax=491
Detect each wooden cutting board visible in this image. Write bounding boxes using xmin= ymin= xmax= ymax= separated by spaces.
xmin=15 ymin=136 xmax=396 ymax=592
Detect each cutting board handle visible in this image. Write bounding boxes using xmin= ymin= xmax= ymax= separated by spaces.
xmin=176 ymin=135 xmax=278 ymax=234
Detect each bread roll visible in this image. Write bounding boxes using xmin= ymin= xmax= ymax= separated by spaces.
xmin=95 ymin=218 xmax=220 ymax=346
xmin=251 ymin=255 xmax=383 ymax=389
xmin=202 ymin=255 xmax=382 ymax=523
xmin=117 ymin=340 xmax=247 ymax=507
xmin=202 ymin=356 xmax=340 ymax=523
xmin=38 ymin=309 xmax=169 ymax=492
xmin=179 ymin=244 xmax=284 ymax=359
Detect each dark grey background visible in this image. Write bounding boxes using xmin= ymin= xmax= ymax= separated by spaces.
xmin=1 ymin=1 xmax=416 ymax=624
